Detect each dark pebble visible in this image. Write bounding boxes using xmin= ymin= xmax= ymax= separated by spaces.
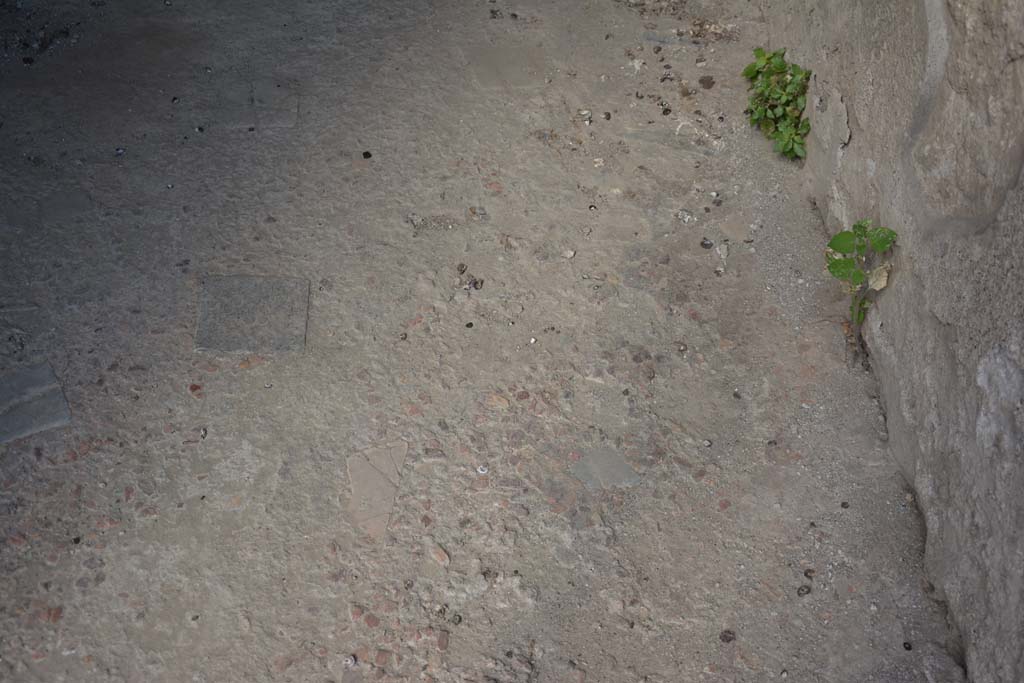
xmin=841 ymin=501 xmax=850 ymax=508
xmin=719 ymin=629 xmax=736 ymax=643
xmin=700 ymin=238 xmax=714 ymax=249
xmin=797 ymin=584 xmax=812 ymax=596
xmin=465 ymin=322 xmax=474 ymax=328
xmin=804 ymin=568 xmax=816 ymax=579
xmin=903 ymin=642 xmax=913 ymax=651
xmin=603 ymin=112 xmax=611 ymax=120
xmin=662 ymin=107 xmax=672 ymax=115
xmin=457 ymin=263 xmax=467 ymax=274
xmin=362 ymin=151 xmax=372 ymax=159
xmin=23 ymin=56 xmax=34 ymax=65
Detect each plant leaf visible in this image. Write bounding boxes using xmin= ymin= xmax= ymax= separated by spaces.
xmin=827 ymin=231 xmax=856 ymax=253
xmin=868 ymin=227 xmax=897 ymax=253
xmin=742 ymin=63 xmax=758 ymax=79
xmin=827 ymin=257 xmax=857 ymax=281
xmin=850 ymin=269 xmax=866 ymax=286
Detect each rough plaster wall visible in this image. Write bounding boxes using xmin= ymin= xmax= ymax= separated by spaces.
xmin=765 ymin=1 xmax=1024 ymax=681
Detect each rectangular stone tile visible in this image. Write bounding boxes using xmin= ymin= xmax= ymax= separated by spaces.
xmin=570 ymin=446 xmax=640 ymax=490
xmin=463 ymin=44 xmax=548 ymax=90
xmin=347 ymin=442 xmax=408 ymax=540
xmin=194 ymin=275 xmax=309 ymax=353
xmin=0 ymin=363 xmax=71 ymax=443
xmin=216 ymin=78 xmax=301 ymax=131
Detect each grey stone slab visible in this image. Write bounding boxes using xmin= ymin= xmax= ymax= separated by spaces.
xmin=216 ymin=78 xmax=301 ymax=131
xmin=347 ymin=442 xmax=408 ymax=540
xmin=463 ymin=44 xmax=548 ymax=90
xmin=0 ymin=363 xmax=71 ymax=443
xmin=570 ymin=447 xmax=640 ymax=490
xmin=195 ymin=275 xmax=309 ymax=353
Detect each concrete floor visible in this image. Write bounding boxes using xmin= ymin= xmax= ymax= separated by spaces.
xmin=0 ymin=1 xmax=966 ymax=681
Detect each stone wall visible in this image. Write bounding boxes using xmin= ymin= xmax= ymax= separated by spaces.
xmin=762 ymin=1 xmax=1024 ymax=681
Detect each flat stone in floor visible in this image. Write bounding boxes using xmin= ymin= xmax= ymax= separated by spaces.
xmin=195 ymin=275 xmax=309 ymax=353
xmin=347 ymin=441 xmax=408 ymax=540
xmin=0 ymin=362 xmax=72 ymax=444
xmin=570 ymin=446 xmax=641 ymax=490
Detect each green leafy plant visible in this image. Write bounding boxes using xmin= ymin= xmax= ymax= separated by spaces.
xmin=826 ymin=220 xmax=897 ymax=337
xmin=742 ymin=48 xmax=811 ymax=159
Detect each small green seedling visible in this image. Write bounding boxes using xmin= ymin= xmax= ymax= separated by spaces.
xmin=742 ymin=48 xmax=811 ymax=160
xmin=826 ymin=220 xmax=897 ymax=336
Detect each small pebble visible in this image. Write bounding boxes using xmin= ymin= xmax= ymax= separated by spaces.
xmin=719 ymin=629 xmax=736 ymax=643
xmin=841 ymin=501 xmax=850 ymax=508
xmin=603 ymin=112 xmax=611 ymax=120
xmin=903 ymin=642 xmax=913 ymax=651
xmin=702 ymin=439 xmax=713 ymax=447
xmin=797 ymin=585 xmax=812 ymax=596
xmin=476 ymin=465 xmax=489 ymax=475
xmin=700 ymin=238 xmax=714 ymax=249
xmin=529 ymin=337 xmax=537 ymax=344
xmin=343 ymin=654 xmax=358 ymax=668
xmin=465 ymin=322 xmax=474 ymax=328
xmin=362 ymin=151 xmax=372 ymax=159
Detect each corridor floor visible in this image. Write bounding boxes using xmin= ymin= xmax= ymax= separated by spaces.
xmin=0 ymin=1 xmax=964 ymax=681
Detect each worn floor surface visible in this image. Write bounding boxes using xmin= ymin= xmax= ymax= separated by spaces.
xmin=0 ymin=1 xmax=965 ymax=681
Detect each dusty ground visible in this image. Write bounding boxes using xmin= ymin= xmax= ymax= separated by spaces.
xmin=0 ymin=1 xmax=965 ymax=681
